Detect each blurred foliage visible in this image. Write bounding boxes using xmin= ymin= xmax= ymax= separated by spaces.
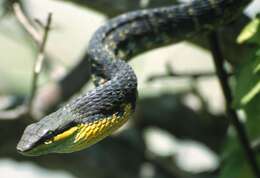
xmin=234 ymin=14 xmax=260 ymax=136
xmin=235 ymin=15 xmax=260 ymax=110
xmin=0 ymin=0 xmax=20 ymax=16
xmin=220 ymin=14 xmax=260 ymax=178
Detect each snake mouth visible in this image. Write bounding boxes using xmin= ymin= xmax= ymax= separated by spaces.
xmin=16 ymin=134 xmax=46 ymax=156
xmin=16 ymin=117 xmax=79 ymax=156
xmin=16 ymin=140 xmax=53 ymax=156
xmin=16 ymin=144 xmax=31 ymax=153
xmin=16 ymin=132 xmax=47 ymax=156
xmin=16 ymin=132 xmax=38 ymax=155
xmin=16 ymin=143 xmax=39 ymax=156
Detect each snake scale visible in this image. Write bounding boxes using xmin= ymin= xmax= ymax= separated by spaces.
xmin=17 ymin=0 xmax=251 ymax=156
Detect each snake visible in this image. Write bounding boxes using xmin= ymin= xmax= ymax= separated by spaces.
xmin=16 ymin=0 xmax=251 ymax=156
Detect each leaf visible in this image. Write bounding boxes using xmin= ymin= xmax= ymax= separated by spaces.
xmin=233 ymin=55 xmax=260 ymax=108
xmin=237 ymin=16 xmax=260 ymax=45
xmin=245 ymin=94 xmax=260 ymax=138
xmin=221 ymin=14 xmax=260 ymax=178
xmin=255 ymin=50 xmax=260 ymax=73
xmin=255 ymin=63 xmax=260 ymax=73
xmin=219 ymin=136 xmax=254 ymax=178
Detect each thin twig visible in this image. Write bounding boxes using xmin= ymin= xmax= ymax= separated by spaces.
xmin=147 ymin=71 xmax=218 ymax=82
xmin=28 ymin=13 xmax=52 ymax=112
xmin=147 ymin=63 xmax=232 ymax=82
xmin=12 ymin=3 xmax=41 ymax=44
xmin=0 ymin=105 xmax=28 ymax=120
xmin=208 ymin=31 xmax=260 ymax=178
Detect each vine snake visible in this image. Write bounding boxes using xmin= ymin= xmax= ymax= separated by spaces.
xmin=17 ymin=0 xmax=251 ymax=156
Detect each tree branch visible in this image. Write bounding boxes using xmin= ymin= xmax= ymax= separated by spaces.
xmin=13 ymin=2 xmax=41 ymax=44
xmin=147 ymin=63 xmax=226 ymax=82
xmin=0 ymin=105 xmax=28 ymax=120
xmin=28 ymin=13 xmax=52 ymax=111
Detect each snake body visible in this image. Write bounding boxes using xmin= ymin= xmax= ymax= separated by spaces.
xmin=17 ymin=0 xmax=251 ymax=156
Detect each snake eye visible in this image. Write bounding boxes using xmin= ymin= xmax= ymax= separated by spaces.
xmin=43 ymin=131 xmax=54 ymax=140
xmin=47 ymin=131 xmax=53 ymax=135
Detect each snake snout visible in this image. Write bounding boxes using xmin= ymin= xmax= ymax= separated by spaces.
xmin=16 ymin=141 xmax=30 ymax=152
xmin=16 ymin=123 xmax=46 ymax=154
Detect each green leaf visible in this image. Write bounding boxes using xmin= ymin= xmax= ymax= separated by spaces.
xmin=255 ymin=50 xmax=260 ymax=73
xmin=233 ymin=56 xmax=260 ymax=108
xmin=245 ymin=94 xmax=260 ymax=138
xmin=255 ymin=63 xmax=260 ymax=73
xmin=221 ymin=14 xmax=260 ymax=178
xmin=237 ymin=17 xmax=260 ymax=44
xmin=220 ymin=137 xmax=254 ymax=178
xmin=237 ymin=16 xmax=260 ymax=45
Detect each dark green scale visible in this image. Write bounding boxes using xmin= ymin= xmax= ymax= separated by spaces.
xmin=17 ymin=0 xmax=252 ymax=155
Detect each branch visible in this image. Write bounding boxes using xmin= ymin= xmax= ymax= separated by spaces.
xmin=147 ymin=71 xmax=217 ymax=81
xmin=28 ymin=13 xmax=52 ymax=111
xmin=147 ymin=63 xmax=222 ymax=82
xmin=12 ymin=3 xmax=41 ymax=44
xmin=208 ymin=31 xmax=260 ymax=178
xmin=0 ymin=105 xmax=28 ymax=120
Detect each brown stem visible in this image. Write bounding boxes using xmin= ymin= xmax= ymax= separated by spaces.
xmin=28 ymin=13 xmax=52 ymax=112
xmin=13 ymin=3 xmax=41 ymax=44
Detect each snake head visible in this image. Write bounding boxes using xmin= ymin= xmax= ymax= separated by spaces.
xmin=16 ymin=103 xmax=133 ymax=156
xmin=16 ymin=108 xmax=77 ymax=156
